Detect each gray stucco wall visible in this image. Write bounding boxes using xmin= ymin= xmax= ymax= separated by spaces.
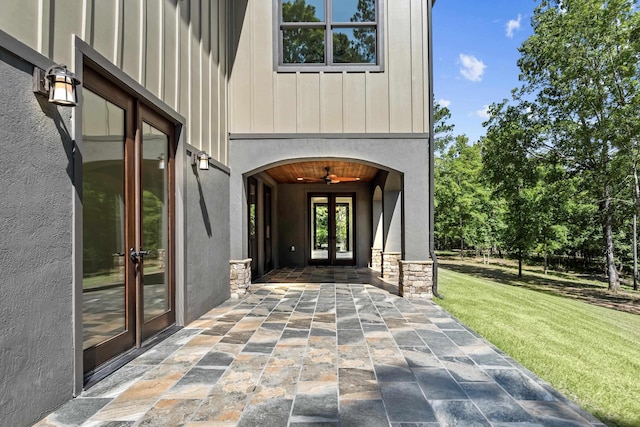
xmin=277 ymin=183 xmax=372 ymax=267
xmin=229 ymin=137 xmax=430 ymax=262
xmin=0 ymin=49 xmax=75 ymax=426
xmin=184 ymin=157 xmax=231 ymax=324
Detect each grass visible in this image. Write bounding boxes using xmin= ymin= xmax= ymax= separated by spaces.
xmin=440 ymin=257 xmax=640 ymax=315
xmin=435 ymin=267 xmax=640 ymax=427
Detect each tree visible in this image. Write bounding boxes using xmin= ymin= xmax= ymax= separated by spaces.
xmin=350 ymin=0 xmax=377 ymax=63
xmin=513 ymin=0 xmax=640 ymax=290
xmin=530 ymin=165 xmax=570 ymax=274
xmin=283 ymin=0 xmax=378 ymax=64
xmin=433 ymin=99 xmax=455 ymax=154
xmin=483 ymin=102 xmax=541 ymax=277
xmin=435 ymin=135 xmax=495 ymax=256
xmin=282 ymin=0 xmax=324 ymax=63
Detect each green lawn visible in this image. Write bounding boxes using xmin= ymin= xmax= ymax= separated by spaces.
xmin=435 ymin=268 xmax=640 ymax=427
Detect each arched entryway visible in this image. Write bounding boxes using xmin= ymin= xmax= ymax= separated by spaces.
xmin=242 ymin=159 xmax=385 ymax=277
xmin=228 ymin=136 xmax=432 ymax=292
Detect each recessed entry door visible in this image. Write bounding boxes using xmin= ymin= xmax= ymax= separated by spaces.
xmin=309 ymin=194 xmax=355 ymax=265
xmin=82 ymin=67 xmax=175 ymax=374
xmin=264 ymin=185 xmax=273 ymax=272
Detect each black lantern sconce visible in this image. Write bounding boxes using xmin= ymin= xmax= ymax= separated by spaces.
xmin=33 ymin=64 xmax=81 ymax=106
xmin=191 ymin=151 xmax=211 ymax=170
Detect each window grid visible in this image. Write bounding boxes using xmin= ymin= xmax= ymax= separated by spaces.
xmin=276 ymin=0 xmax=383 ymax=72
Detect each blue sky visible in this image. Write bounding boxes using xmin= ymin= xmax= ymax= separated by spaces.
xmin=433 ymin=0 xmax=537 ymax=143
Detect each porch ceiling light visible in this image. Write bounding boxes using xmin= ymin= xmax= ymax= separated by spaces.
xmin=33 ymin=64 xmax=81 ymax=106
xmin=192 ymin=151 xmax=211 ymax=170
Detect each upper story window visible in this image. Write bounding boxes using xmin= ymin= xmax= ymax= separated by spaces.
xmin=277 ymin=0 xmax=383 ymax=72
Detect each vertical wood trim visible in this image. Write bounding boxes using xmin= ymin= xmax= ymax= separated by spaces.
xmin=319 ymin=72 xmax=324 ymax=132
xmin=158 ymin=0 xmax=164 ymax=98
xmin=113 ymin=0 xmax=121 ymax=65
xmin=209 ymin=49 xmax=213 ymax=156
xmin=410 ymin=0 xmax=424 ymax=133
xmin=296 ymin=71 xmax=301 ymax=132
xmin=409 ymin=0 xmax=415 ymax=132
xmin=81 ymin=0 xmax=88 ymax=41
xmin=204 ymin=0 xmax=211 ymax=155
xmin=273 ymin=72 xmax=278 ymax=134
xmin=221 ymin=0 xmax=228 ymax=163
xmin=37 ymin=0 xmax=44 ymax=53
xmin=227 ymin=0 xmax=234 ymax=136
xmin=198 ymin=0 xmax=204 ymax=148
xmin=250 ymin=0 xmax=255 ymax=133
xmin=139 ymin=0 xmax=146 ymax=84
xmin=364 ymin=71 xmax=368 ymax=131
xmin=423 ymin=0 xmax=429 ymax=134
xmin=273 ymin=67 xmax=277 ymax=134
xmin=215 ymin=0 xmax=220 ymax=160
xmin=386 ymin=0 xmax=391 ymax=130
xmin=342 ymin=71 xmax=346 ymax=132
xmin=187 ymin=1 xmax=193 ymax=147
xmin=174 ymin=2 xmax=180 ymax=110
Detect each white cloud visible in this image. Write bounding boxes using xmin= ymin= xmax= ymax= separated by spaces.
xmin=476 ymin=105 xmax=490 ymax=119
xmin=437 ymin=98 xmax=451 ymax=108
xmin=459 ymin=54 xmax=486 ymax=82
xmin=506 ymin=14 xmax=522 ymax=38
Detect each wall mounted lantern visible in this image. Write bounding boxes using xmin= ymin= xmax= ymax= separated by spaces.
xmin=191 ymin=151 xmax=211 ymax=170
xmin=158 ymin=153 xmax=165 ymax=170
xmin=33 ymin=64 xmax=81 ymax=106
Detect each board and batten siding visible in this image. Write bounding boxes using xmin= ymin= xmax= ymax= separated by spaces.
xmin=0 ymin=0 xmax=229 ymax=164
xmin=229 ymin=0 xmax=430 ymax=135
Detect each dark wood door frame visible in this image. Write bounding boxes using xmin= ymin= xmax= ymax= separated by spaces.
xmin=248 ymin=177 xmax=259 ymax=278
xmin=263 ymin=184 xmax=273 ymax=272
xmin=82 ymin=63 xmax=176 ymax=375
xmin=308 ymin=192 xmax=356 ymax=266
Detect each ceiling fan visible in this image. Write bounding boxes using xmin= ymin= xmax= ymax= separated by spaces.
xmin=298 ymin=166 xmax=361 ymax=185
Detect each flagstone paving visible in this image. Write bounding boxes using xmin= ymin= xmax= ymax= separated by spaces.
xmin=35 ymin=269 xmax=604 ymax=426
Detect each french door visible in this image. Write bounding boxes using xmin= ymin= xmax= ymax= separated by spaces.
xmin=264 ymin=185 xmax=273 ymax=272
xmin=309 ymin=193 xmax=355 ymax=265
xmin=82 ymin=66 xmax=175 ymax=374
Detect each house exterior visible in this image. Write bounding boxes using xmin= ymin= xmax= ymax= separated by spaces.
xmin=0 ymin=0 xmax=436 ymax=425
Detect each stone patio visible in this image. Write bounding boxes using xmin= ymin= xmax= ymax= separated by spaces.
xmin=35 ymin=267 xmax=604 ymax=426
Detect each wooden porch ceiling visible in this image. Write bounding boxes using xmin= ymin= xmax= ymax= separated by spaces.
xmin=264 ymin=160 xmax=380 ymax=184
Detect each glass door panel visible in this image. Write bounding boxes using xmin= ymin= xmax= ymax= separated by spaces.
xmin=248 ymin=177 xmax=258 ymax=278
xmin=264 ymin=185 xmax=273 ymax=272
xmin=141 ymin=122 xmax=169 ymax=321
xmin=82 ymin=89 xmax=133 ymax=353
xmin=309 ymin=194 xmax=355 ymax=265
xmin=335 ymin=197 xmax=354 ymax=262
xmin=311 ymin=196 xmax=329 ymax=261
xmin=82 ymin=67 xmax=175 ymax=374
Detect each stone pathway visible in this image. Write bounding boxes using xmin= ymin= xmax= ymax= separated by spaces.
xmin=35 ymin=278 xmax=604 ymax=426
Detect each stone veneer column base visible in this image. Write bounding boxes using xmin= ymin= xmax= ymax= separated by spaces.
xmin=399 ymin=260 xmax=433 ymax=299
xmin=382 ymin=252 xmax=402 ymax=280
xmin=230 ymin=259 xmax=252 ymax=298
xmin=371 ymin=248 xmax=382 ymax=271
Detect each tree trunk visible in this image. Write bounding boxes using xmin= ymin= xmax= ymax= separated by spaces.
xmin=518 ymin=248 xmax=523 ymax=278
xmin=544 ymin=252 xmax=548 ymax=275
xmin=459 ymin=212 xmax=464 ymax=259
xmin=635 ymin=214 xmax=638 ymax=291
xmin=634 ymin=163 xmax=639 ymax=291
xmin=602 ymin=183 xmax=620 ymax=291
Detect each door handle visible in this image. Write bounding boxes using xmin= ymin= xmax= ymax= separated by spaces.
xmin=130 ymin=248 xmax=151 ymax=263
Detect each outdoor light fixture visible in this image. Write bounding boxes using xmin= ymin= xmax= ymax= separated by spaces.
xmin=191 ymin=151 xmax=211 ymax=170
xmin=33 ymin=64 xmax=81 ymax=106
xmin=158 ymin=154 xmax=165 ymax=170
